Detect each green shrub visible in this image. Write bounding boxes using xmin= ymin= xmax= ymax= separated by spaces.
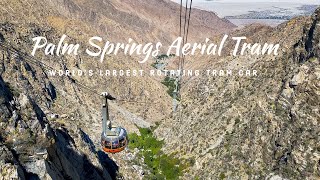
xmin=156 ymin=54 xmax=175 ymax=60
xmin=219 ymin=172 xmax=226 ymax=179
xmin=161 ymin=76 xmax=179 ymax=100
xmin=128 ymin=128 xmax=162 ymax=155
xmin=128 ymin=128 xmax=186 ymax=179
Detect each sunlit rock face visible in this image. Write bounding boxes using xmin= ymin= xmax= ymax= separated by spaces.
xmin=0 ymin=0 xmax=319 ymax=179
xmin=0 ymin=0 xmax=237 ymax=179
xmin=155 ymin=8 xmax=320 ymax=180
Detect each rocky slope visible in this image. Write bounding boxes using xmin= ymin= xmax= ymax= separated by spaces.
xmin=0 ymin=23 xmax=118 ymax=179
xmin=0 ymin=0 xmax=235 ymax=124
xmin=3 ymin=0 xmax=319 ymax=179
xmin=0 ymin=0 xmax=236 ymax=179
xmin=155 ymin=8 xmax=320 ymax=180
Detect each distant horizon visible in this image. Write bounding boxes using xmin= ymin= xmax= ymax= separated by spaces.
xmin=171 ymin=0 xmax=320 ymax=18
xmin=173 ymin=0 xmax=320 ymax=4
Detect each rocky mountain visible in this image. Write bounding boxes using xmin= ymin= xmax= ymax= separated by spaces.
xmin=155 ymin=8 xmax=320 ymax=180
xmin=1 ymin=0 xmax=319 ymax=179
xmin=0 ymin=0 xmax=236 ymax=179
xmin=0 ymin=22 xmax=117 ymax=179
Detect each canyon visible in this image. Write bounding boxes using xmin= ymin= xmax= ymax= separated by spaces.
xmin=0 ymin=0 xmax=319 ymax=179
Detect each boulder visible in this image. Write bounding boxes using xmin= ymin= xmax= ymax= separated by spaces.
xmin=290 ymin=71 xmax=305 ymax=86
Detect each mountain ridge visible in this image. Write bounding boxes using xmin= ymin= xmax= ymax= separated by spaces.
xmin=0 ymin=0 xmax=319 ymax=179
xmin=155 ymin=8 xmax=320 ymax=179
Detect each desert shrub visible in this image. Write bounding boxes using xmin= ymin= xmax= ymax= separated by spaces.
xmin=161 ymin=76 xmax=179 ymax=100
xmin=128 ymin=128 xmax=187 ymax=179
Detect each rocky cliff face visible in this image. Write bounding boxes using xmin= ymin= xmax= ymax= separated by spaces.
xmin=1 ymin=0 xmax=319 ymax=179
xmin=0 ymin=0 xmax=236 ymax=179
xmin=156 ymin=8 xmax=320 ymax=180
xmin=0 ymin=24 xmax=118 ymax=179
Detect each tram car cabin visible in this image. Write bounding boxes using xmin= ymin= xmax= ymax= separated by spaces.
xmin=100 ymin=92 xmax=128 ymax=153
